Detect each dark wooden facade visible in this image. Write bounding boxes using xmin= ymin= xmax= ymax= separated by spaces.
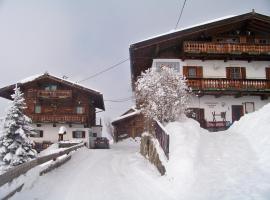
xmin=112 ymin=108 xmax=145 ymax=142
xmin=0 ymin=73 xmax=105 ymax=127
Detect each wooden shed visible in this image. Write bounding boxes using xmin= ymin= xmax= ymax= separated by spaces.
xmin=111 ymin=108 xmax=145 ymax=142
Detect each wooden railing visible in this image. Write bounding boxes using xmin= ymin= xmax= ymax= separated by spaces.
xmin=37 ymin=90 xmax=72 ymax=99
xmin=29 ymin=114 xmax=87 ymax=123
xmin=27 ymin=90 xmax=72 ymax=99
xmin=154 ymin=121 xmax=169 ymax=159
xmin=0 ymin=143 xmax=84 ymax=188
xmin=187 ymin=78 xmax=270 ymax=91
xmin=184 ymin=41 xmax=270 ymax=55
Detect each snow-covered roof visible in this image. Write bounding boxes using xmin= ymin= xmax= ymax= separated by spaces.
xmin=19 ymin=73 xmax=101 ymax=94
xmin=0 ymin=72 xmax=105 ymax=110
xmin=133 ymin=15 xmax=235 ymax=44
xmin=112 ymin=108 xmax=141 ymax=124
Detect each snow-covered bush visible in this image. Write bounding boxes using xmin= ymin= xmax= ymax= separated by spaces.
xmin=135 ymin=66 xmax=191 ymax=123
xmin=0 ymin=86 xmax=37 ymax=167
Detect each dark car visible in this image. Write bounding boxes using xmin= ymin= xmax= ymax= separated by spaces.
xmin=94 ymin=137 xmax=110 ymax=149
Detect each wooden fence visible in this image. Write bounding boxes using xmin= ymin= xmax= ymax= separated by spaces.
xmin=0 ymin=143 xmax=84 ymax=188
xmin=154 ymin=121 xmax=170 ymax=159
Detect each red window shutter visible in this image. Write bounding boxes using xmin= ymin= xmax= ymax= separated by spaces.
xmin=241 ymin=67 xmax=246 ymax=79
xmin=183 ymin=66 xmax=189 ymax=77
xmin=82 ymin=131 xmax=85 ymax=138
xmin=196 ymin=67 xmax=203 ymax=78
xmin=226 ymin=67 xmax=231 ymax=79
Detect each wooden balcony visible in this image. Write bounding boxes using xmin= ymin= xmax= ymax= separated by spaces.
xmin=27 ymin=90 xmax=72 ymax=99
xmin=184 ymin=41 xmax=270 ymax=55
xmin=28 ymin=114 xmax=87 ymax=124
xmin=187 ymin=78 xmax=270 ymax=92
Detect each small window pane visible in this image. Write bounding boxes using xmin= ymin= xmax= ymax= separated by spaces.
xmin=76 ymin=106 xmax=84 ymax=114
xmin=231 ymin=67 xmax=241 ymax=79
xmin=188 ymin=68 xmax=197 ymax=78
xmin=35 ymin=105 xmax=41 ymax=113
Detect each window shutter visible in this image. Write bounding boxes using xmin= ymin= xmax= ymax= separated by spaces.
xmin=266 ymin=68 xmax=270 ymax=80
xmin=82 ymin=131 xmax=85 ymax=138
xmin=183 ymin=66 xmax=188 ymax=77
xmin=196 ymin=67 xmax=203 ymax=78
xmin=241 ymin=67 xmax=246 ymax=79
xmin=226 ymin=67 xmax=231 ymax=79
xmin=72 ymin=131 xmax=75 ymax=138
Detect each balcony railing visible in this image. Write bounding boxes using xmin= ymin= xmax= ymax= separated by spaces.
xmin=37 ymin=90 xmax=72 ymax=99
xmin=28 ymin=114 xmax=87 ymax=123
xmin=187 ymin=78 xmax=270 ymax=91
xmin=183 ymin=41 xmax=270 ymax=55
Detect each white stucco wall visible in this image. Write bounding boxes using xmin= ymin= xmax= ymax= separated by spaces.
xmin=30 ymin=123 xmax=102 ymax=145
xmin=190 ymin=95 xmax=270 ymax=123
xmin=153 ymin=59 xmax=270 ymax=79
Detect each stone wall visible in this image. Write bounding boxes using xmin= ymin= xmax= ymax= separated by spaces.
xmin=140 ymin=134 xmax=166 ymax=175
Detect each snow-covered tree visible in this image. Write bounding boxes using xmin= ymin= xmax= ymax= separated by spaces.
xmin=0 ymin=85 xmax=36 ymax=166
xmin=135 ymin=66 xmax=192 ymax=124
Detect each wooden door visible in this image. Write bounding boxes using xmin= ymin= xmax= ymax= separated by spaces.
xmin=187 ymin=108 xmax=205 ymax=127
xmin=232 ymin=105 xmax=243 ymax=123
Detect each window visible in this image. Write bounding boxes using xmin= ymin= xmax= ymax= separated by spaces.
xmin=35 ymin=105 xmax=41 ymax=114
xmin=72 ymin=131 xmax=85 ymax=138
xmin=30 ymin=130 xmax=43 ymax=138
xmin=188 ymin=67 xmax=197 ymax=78
xmin=45 ymin=84 xmax=57 ymax=91
xmin=231 ymin=67 xmax=241 ymax=79
xmin=76 ymin=106 xmax=84 ymax=114
xmin=226 ymin=67 xmax=246 ymax=79
xmin=183 ymin=66 xmax=203 ymax=78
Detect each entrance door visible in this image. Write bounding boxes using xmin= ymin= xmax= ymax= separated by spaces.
xmin=232 ymin=105 xmax=243 ymax=122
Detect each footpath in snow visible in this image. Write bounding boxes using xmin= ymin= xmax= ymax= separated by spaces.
xmin=11 ymin=139 xmax=176 ymax=200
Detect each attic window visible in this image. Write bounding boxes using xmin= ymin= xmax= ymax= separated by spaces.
xmin=45 ymin=84 xmax=57 ymax=91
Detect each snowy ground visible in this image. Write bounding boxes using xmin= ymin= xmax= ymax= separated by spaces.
xmin=9 ymin=104 xmax=270 ymax=200
xmin=11 ymin=138 xmax=176 ymax=200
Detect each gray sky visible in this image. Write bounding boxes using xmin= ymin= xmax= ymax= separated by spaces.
xmin=0 ymin=0 xmax=269 ymax=121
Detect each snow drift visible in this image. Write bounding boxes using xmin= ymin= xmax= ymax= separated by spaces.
xmin=162 ymin=104 xmax=270 ymax=200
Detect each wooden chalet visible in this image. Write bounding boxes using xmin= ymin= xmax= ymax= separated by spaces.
xmin=128 ymin=11 xmax=270 ymax=131
xmin=0 ymin=73 xmax=105 ymax=149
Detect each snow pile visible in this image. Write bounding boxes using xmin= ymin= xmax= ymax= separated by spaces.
xmin=163 ymin=112 xmax=270 ymax=199
xmin=230 ymin=103 xmax=270 ymax=174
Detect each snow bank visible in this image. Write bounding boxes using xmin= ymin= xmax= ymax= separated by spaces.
xmin=230 ymin=103 xmax=270 ymax=173
xmin=162 ymin=112 xmax=270 ymax=199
